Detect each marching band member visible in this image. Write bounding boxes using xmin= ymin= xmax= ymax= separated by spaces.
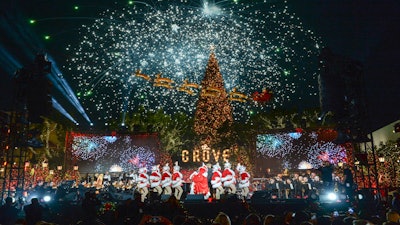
xmin=172 ymin=162 xmax=184 ymax=200
xmin=161 ymin=163 xmax=172 ymax=195
xmin=211 ymin=162 xmax=224 ymax=200
xmin=137 ymin=166 xmax=149 ymax=202
xmin=150 ymin=165 xmax=162 ymax=195
xmin=237 ymin=163 xmax=251 ymax=199
xmin=221 ymin=161 xmax=236 ymax=194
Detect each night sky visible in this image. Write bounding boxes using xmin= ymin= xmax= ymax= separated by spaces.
xmin=1 ymin=0 xmax=399 ymax=131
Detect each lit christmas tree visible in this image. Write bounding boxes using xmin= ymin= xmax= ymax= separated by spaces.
xmin=193 ymin=49 xmax=233 ymax=145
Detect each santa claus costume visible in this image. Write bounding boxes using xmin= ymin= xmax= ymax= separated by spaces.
xmin=137 ymin=166 xmax=149 ymax=202
xmin=211 ymin=162 xmax=224 ymax=200
xmin=150 ymin=165 xmax=162 ymax=195
xmin=192 ymin=163 xmax=211 ymax=199
xmin=237 ymin=163 xmax=251 ymax=199
xmin=221 ymin=161 xmax=236 ymax=194
xmin=161 ymin=163 xmax=172 ymax=195
xmin=172 ymin=161 xmax=184 ymax=200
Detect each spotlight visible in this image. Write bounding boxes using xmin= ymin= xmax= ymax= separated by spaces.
xmin=43 ymin=195 xmax=51 ymax=202
xmin=357 ymin=194 xmax=363 ymax=200
xmin=327 ymin=192 xmax=337 ymax=201
xmin=90 ymin=123 xmax=93 ymax=126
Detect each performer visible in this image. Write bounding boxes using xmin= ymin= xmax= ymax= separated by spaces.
xmin=284 ymin=178 xmax=295 ymax=199
xmin=192 ymin=163 xmax=211 ymax=199
xmin=103 ymin=172 xmax=111 ymax=186
xmin=319 ymin=161 xmax=334 ymax=190
xmin=161 ymin=163 xmax=172 ymax=195
xmin=211 ymin=162 xmax=224 ymax=200
xmin=189 ymin=168 xmax=198 ymax=194
xmin=137 ymin=166 xmax=149 ymax=202
xmin=342 ymin=164 xmax=354 ymax=200
xmin=150 ymin=165 xmax=162 ymax=195
xmin=237 ymin=163 xmax=251 ymax=199
xmin=172 ymin=162 xmax=184 ymax=200
xmin=221 ymin=161 xmax=236 ymax=194
xmin=95 ymin=173 xmax=104 ymax=189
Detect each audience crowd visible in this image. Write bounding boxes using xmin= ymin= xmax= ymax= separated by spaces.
xmin=1 ymin=188 xmax=400 ymax=225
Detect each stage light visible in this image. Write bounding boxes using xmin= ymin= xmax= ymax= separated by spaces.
xmin=128 ymin=1 xmax=134 ymax=5
xmin=46 ymin=55 xmax=93 ymax=125
xmin=357 ymin=194 xmax=363 ymax=200
xmin=52 ymin=97 xmax=78 ymax=124
xmin=44 ymin=35 xmax=50 ymax=40
xmin=327 ymin=192 xmax=337 ymax=201
xmin=90 ymin=123 xmax=94 ymax=126
xmin=29 ymin=19 xmax=36 ymax=24
xmin=74 ymin=6 xmax=79 ymax=10
xmin=43 ymin=195 xmax=51 ymax=202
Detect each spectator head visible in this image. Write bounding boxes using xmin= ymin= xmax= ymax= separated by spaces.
xmin=294 ymin=211 xmax=311 ymax=225
xmin=352 ymin=219 xmax=368 ymax=225
xmin=213 ymin=212 xmax=231 ymax=225
xmin=31 ymin=197 xmax=39 ymax=205
xmin=263 ymin=214 xmax=275 ymax=225
xmin=244 ymin=213 xmax=261 ymax=225
xmin=343 ymin=216 xmax=356 ymax=225
xmin=386 ymin=210 xmax=400 ymax=223
xmin=316 ymin=215 xmax=331 ymax=225
xmin=5 ymin=196 xmax=13 ymax=204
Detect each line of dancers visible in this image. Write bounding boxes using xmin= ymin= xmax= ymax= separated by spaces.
xmin=134 ymin=161 xmax=250 ymax=202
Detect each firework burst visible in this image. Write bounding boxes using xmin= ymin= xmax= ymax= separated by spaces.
xmin=66 ymin=0 xmax=322 ymax=122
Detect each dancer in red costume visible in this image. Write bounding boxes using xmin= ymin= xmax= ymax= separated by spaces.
xmin=137 ymin=166 xmax=149 ymax=202
xmin=211 ymin=162 xmax=224 ymax=200
xmin=172 ymin=162 xmax=183 ymax=200
xmin=237 ymin=163 xmax=251 ymax=199
xmin=161 ymin=163 xmax=172 ymax=195
xmin=221 ymin=161 xmax=236 ymax=194
xmin=150 ymin=165 xmax=162 ymax=195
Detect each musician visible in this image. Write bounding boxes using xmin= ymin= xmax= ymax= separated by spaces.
xmin=172 ymin=162 xmax=183 ymax=200
xmin=150 ymin=165 xmax=162 ymax=195
xmin=301 ymin=177 xmax=312 ymax=198
xmin=267 ymin=178 xmax=278 ymax=198
xmin=211 ymin=163 xmax=224 ymax=200
xmin=161 ymin=163 xmax=172 ymax=195
xmin=103 ymin=172 xmax=111 ymax=186
xmin=129 ymin=170 xmax=138 ymax=182
xmin=292 ymin=173 xmax=302 ymax=198
xmin=137 ymin=166 xmax=149 ymax=202
xmin=284 ymin=178 xmax=295 ymax=199
xmin=221 ymin=161 xmax=236 ymax=194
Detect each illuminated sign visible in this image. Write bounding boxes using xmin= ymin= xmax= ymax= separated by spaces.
xmin=181 ymin=144 xmax=230 ymax=163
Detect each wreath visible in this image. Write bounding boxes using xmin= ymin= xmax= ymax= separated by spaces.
xmin=98 ymin=202 xmax=117 ymax=215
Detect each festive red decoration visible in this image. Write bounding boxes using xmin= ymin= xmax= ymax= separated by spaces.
xmin=252 ymin=88 xmax=273 ymax=102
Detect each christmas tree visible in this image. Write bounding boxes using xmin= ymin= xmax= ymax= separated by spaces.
xmin=193 ymin=49 xmax=233 ymax=145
